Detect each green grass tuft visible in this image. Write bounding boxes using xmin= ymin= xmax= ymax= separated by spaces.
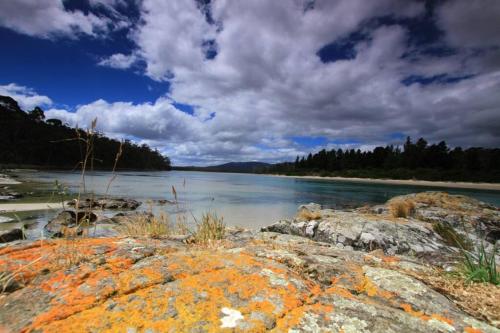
xmin=460 ymin=242 xmax=498 ymax=285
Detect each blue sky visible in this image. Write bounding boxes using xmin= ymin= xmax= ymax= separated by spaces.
xmin=0 ymin=0 xmax=499 ymax=165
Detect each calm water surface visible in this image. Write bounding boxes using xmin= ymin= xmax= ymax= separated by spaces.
xmin=5 ymin=170 xmax=500 ymax=237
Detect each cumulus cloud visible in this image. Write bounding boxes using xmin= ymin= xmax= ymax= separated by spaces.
xmin=98 ymin=53 xmax=138 ymax=69
xmin=0 ymin=0 xmax=122 ymax=38
xmin=0 ymin=83 xmax=52 ymax=111
xmin=46 ymin=98 xmax=202 ymax=141
xmin=6 ymin=0 xmax=500 ymax=165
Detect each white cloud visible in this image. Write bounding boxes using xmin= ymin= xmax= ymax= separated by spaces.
xmin=46 ymin=98 xmax=202 ymax=141
xmin=0 ymin=0 xmax=122 ymax=38
xmin=98 ymin=53 xmax=138 ymax=69
xmin=0 ymin=83 xmax=52 ymax=110
xmin=6 ymin=0 xmax=500 ymax=165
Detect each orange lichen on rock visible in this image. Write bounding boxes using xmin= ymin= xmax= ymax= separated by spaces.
xmin=381 ymin=255 xmax=400 ymax=264
xmin=400 ymin=303 xmax=455 ymax=327
xmin=1 ymin=236 xmax=496 ymax=333
xmin=465 ymin=327 xmax=483 ymax=333
xmin=18 ymin=246 xmax=317 ymax=333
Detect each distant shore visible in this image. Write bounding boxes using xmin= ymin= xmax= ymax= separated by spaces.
xmin=272 ymin=174 xmax=500 ymax=191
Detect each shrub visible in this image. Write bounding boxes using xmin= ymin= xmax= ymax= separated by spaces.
xmin=460 ymin=242 xmax=498 ymax=285
xmin=388 ymin=199 xmax=415 ymax=218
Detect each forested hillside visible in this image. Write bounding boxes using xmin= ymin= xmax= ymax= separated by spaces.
xmin=0 ymin=96 xmax=171 ymax=170
xmin=266 ymin=137 xmax=500 ymax=182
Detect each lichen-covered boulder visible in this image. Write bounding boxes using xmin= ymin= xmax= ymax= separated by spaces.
xmin=0 ymin=235 xmax=498 ymax=332
xmin=263 ymin=211 xmax=450 ymax=257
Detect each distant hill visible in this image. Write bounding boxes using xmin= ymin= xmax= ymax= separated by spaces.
xmin=174 ymin=161 xmax=271 ymax=173
xmin=0 ymin=95 xmax=171 ymax=170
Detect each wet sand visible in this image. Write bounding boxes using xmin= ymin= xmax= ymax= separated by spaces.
xmin=0 ymin=174 xmax=21 ymax=185
xmin=0 ymin=202 xmax=65 ymax=213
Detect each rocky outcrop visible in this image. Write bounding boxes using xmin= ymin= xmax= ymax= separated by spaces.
xmin=263 ymin=212 xmax=450 ymax=257
xmin=263 ymin=192 xmax=499 ymax=266
xmin=385 ymin=192 xmax=500 ymax=245
xmin=0 ymin=234 xmax=498 ymax=332
xmin=67 ymin=198 xmax=142 ymax=210
xmin=44 ymin=210 xmax=98 ymax=237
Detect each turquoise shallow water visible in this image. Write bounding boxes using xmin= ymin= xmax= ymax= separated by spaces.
xmin=6 ymin=170 xmax=500 ymax=235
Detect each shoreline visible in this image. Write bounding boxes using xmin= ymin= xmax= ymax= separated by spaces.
xmin=0 ymin=202 xmax=65 ymax=213
xmin=271 ymin=174 xmax=500 ymax=191
xmin=0 ymin=174 xmax=21 ymax=185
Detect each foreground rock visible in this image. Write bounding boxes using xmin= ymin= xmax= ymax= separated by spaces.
xmin=0 ymin=234 xmax=498 ymax=332
xmin=67 ymin=198 xmax=142 ymax=210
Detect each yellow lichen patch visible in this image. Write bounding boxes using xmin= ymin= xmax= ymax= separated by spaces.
xmin=355 ymin=276 xmax=379 ymax=297
xmin=275 ymin=303 xmax=335 ymax=331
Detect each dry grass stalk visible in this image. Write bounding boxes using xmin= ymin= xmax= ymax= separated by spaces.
xmin=193 ymin=212 xmax=226 ymax=244
xmin=118 ymin=213 xmax=171 ymax=238
xmin=0 ymin=256 xmax=44 ymax=293
xmin=297 ymin=210 xmax=322 ymax=221
xmin=432 ymin=222 xmax=472 ymax=250
xmin=51 ymin=239 xmax=93 ymax=269
xmin=405 ymin=268 xmax=500 ymax=327
xmin=388 ymin=199 xmax=415 ymax=218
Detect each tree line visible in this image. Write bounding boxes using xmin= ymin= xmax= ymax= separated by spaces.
xmin=265 ymin=137 xmax=500 ymax=182
xmin=0 ymin=96 xmax=171 ymax=170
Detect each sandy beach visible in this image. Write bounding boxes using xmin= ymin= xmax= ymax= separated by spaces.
xmin=0 ymin=202 xmax=65 ymax=213
xmin=273 ymin=174 xmax=500 ymax=191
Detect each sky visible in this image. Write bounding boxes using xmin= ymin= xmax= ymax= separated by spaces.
xmin=0 ymin=0 xmax=499 ymax=166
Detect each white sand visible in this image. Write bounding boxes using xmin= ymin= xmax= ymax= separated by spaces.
xmin=0 ymin=202 xmax=65 ymax=213
xmin=0 ymin=216 xmax=14 ymax=223
xmin=272 ymin=175 xmax=500 ymax=191
xmin=0 ymin=174 xmax=21 ymax=185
